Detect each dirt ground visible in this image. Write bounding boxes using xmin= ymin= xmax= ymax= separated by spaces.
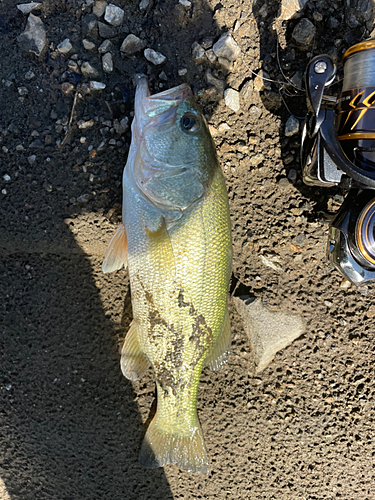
xmin=1 ymin=0 xmax=375 ymax=498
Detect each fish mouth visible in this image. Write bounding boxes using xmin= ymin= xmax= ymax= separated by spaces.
xmin=135 ymin=78 xmax=192 ymax=128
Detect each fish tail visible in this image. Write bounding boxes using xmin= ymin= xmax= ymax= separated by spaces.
xmin=139 ymin=415 xmax=208 ymax=474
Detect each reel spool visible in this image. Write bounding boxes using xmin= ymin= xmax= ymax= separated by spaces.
xmin=336 ymin=40 xmax=375 ymax=172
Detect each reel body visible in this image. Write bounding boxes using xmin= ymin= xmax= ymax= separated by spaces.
xmin=301 ymin=40 xmax=375 ymax=285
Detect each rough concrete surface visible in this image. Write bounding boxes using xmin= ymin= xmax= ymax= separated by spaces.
xmin=1 ymin=0 xmax=375 ymax=499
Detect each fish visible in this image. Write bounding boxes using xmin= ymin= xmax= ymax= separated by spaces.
xmin=102 ymin=77 xmax=232 ymax=474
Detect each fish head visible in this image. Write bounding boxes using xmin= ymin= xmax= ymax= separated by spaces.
xmin=131 ymin=79 xmax=218 ymax=220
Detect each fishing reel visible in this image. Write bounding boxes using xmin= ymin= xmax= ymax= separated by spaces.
xmin=301 ymin=40 xmax=375 ymax=286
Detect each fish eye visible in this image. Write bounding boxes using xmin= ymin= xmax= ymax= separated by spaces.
xmin=180 ymin=113 xmax=200 ymax=133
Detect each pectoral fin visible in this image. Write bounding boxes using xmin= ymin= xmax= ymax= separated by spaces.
xmin=205 ymin=308 xmax=231 ymax=371
xmin=121 ymin=321 xmax=150 ymax=381
xmin=102 ymin=223 xmax=128 ymax=273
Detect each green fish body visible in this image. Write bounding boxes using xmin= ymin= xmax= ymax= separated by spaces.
xmin=103 ymin=79 xmax=232 ymax=474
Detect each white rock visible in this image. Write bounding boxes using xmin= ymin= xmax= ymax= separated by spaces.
xmin=213 ymin=32 xmax=241 ymax=62
xmin=3 ymin=174 xmax=11 ymax=181
xmin=178 ymin=68 xmax=188 ymax=76
xmin=284 ymin=115 xmax=300 ymax=137
xmin=218 ymin=122 xmax=230 ymax=132
xmin=93 ymin=0 xmax=107 ymax=17
xmin=144 ymin=48 xmax=166 ymax=65
xmin=81 ymin=61 xmax=99 ymax=78
xmin=77 ymin=119 xmax=95 ymax=129
xmin=90 ymin=81 xmax=106 ymax=91
xmin=120 ymin=34 xmax=146 ymax=55
xmin=224 ymin=88 xmax=240 ymax=112
xmin=233 ymin=297 xmax=305 ymax=373
xmin=83 ymin=39 xmax=96 ymax=51
xmin=102 ymin=52 xmax=113 ymax=73
xmin=17 ymin=13 xmax=47 ymax=57
xmin=139 ymin=0 xmax=151 ymax=9
xmin=278 ymin=0 xmax=308 ymax=21
xmin=17 ymin=2 xmax=42 ymax=14
xmin=57 ymin=38 xmax=73 ymax=55
xmin=104 ymin=4 xmax=124 ymax=26
xmin=179 ymin=0 xmax=191 ymax=7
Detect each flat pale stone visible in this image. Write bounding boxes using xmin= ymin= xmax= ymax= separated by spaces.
xmin=104 ymin=4 xmax=124 ymax=26
xmin=213 ymin=32 xmax=241 ymax=62
xmin=17 ymin=13 xmax=47 ymax=57
xmin=234 ymin=297 xmax=305 ymax=373
xmin=278 ymin=0 xmax=308 ymax=20
xmin=224 ymin=87 xmax=240 ymax=112
xmin=57 ymin=38 xmax=73 ymax=54
xmin=144 ymin=48 xmax=166 ymax=65
xmin=93 ymin=0 xmax=107 ymax=16
xmin=90 ymin=80 xmax=106 ymax=90
xmin=17 ymin=2 xmax=42 ymax=14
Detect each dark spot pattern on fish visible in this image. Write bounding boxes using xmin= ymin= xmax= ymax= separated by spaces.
xmin=154 ymin=362 xmax=179 ymax=398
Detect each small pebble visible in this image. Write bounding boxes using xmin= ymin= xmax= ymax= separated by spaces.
xmin=205 ymin=69 xmax=224 ymax=92
xmin=104 ymin=4 xmax=124 ymax=26
xmin=144 ymin=48 xmax=166 ymax=65
xmin=90 ymin=80 xmax=106 ymax=91
xmin=1 ymin=189 xmax=7 ymax=195
xmin=93 ymin=0 xmax=107 ymax=17
xmin=61 ymin=82 xmax=75 ymax=95
xmin=139 ymin=0 xmax=151 ymax=9
xmin=218 ymin=122 xmax=230 ymax=132
xmin=17 ymin=13 xmax=47 ymax=57
xmin=224 ymin=88 xmax=240 ymax=112
xmin=213 ymin=32 xmax=241 ymax=62
xmin=285 ymin=115 xmax=300 ymax=137
xmin=3 ymin=174 xmax=11 ymax=181
xmin=67 ymin=60 xmax=80 ymax=73
xmin=206 ymin=49 xmax=216 ymax=63
xmin=191 ymin=42 xmax=206 ymax=62
xmin=102 ymin=52 xmax=113 ymax=73
xmin=25 ymin=70 xmax=35 ymax=80
xmin=83 ymin=39 xmax=96 ymax=51
xmin=292 ymin=18 xmax=316 ymax=48
xmin=18 ymin=86 xmax=28 ymax=96
xmin=179 ymin=0 xmax=191 ymax=7
xmin=77 ymin=194 xmax=90 ymax=203
xmin=178 ymin=68 xmax=188 ymax=76
xmin=57 ymin=38 xmax=73 ymax=55
xmin=17 ymin=2 xmax=42 ymax=14
xmin=28 ymin=154 xmax=36 ymax=165
xmin=98 ymin=21 xmax=116 ymax=38
xmin=81 ymin=61 xmax=99 ymax=78
xmin=77 ymin=119 xmax=95 ymax=129
xmin=120 ymin=34 xmax=146 ymax=55
xmin=98 ymin=39 xmax=112 ymax=54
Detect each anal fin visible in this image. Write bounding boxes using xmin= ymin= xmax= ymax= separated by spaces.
xmin=102 ymin=223 xmax=127 ymax=274
xmin=205 ymin=308 xmax=231 ymax=371
xmin=121 ymin=321 xmax=150 ymax=381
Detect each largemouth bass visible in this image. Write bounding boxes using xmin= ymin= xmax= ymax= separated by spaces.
xmin=103 ymin=78 xmax=232 ymax=474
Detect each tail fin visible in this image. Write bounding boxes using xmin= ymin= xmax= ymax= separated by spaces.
xmin=139 ymin=417 xmax=209 ymax=474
